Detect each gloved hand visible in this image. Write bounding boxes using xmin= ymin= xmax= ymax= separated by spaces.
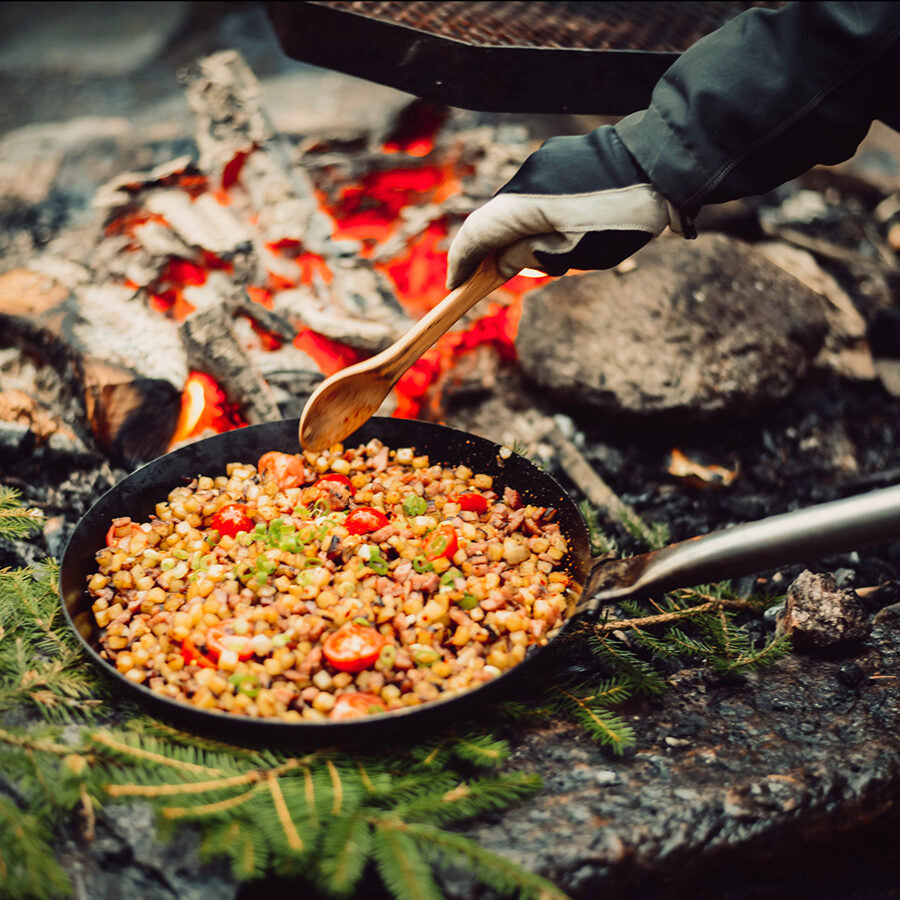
xmin=446 ymin=125 xmax=694 ymax=289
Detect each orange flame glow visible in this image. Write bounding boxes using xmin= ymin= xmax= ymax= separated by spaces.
xmin=377 ymin=220 xmax=450 ymax=315
xmin=293 ymin=329 xmax=362 ymax=377
xmin=169 ymin=372 xmax=247 ymax=447
xmin=393 ymin=301 xmax=520 ymax=418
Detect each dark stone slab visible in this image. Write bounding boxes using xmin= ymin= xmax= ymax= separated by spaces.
xmin=448 ymin=608 xmax=900 ymax=899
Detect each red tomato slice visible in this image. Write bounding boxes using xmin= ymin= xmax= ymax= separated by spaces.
xmin=210 ymin=504 xmax=254 ymax=538
xmin=105 ymin=522 xmax=142 ymax=547
xmin=315 ymin=473 xmax=355 ymax=494
xmin=322 ymin=623 xmax=386 ymax=673
xmin=329 ymin=692 xmax=387 ymax=720
xmin=205 ymin=622 xmax=255 ymax=661
xmin=258 ymin=451 xmax=306 ymax=490
xmin=345 ymin=507 xmax=389 ymax=535
xmin=456 ymin=492 xmax=488 ymax=514
xmin=182 ymin=633 xmax=216 ymax=669
xmin=423 ymin=524 xmax=458 ymax=561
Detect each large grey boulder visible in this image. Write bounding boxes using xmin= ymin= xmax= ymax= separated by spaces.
xmin=515 ymin=233 xmax=829 ymax=418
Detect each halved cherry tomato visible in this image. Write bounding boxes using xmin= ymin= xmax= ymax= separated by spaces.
xmin=329 ymin=692 xmax=387 ymax=720
xmin=456 ymin=492 xmax=488 ymax=514
xmin=105 ymin=521 xmax=142 ymax=547
xmin=322 ymin=623 xmax=386 ymax=673
xmin=181 ymin=633 xmax=216 ymax=669
xmin=314 ymin=473 xmax=355 ymax=494
xmin=423 ymin=524 xmax=458 ymax=561
xmin=210 ymin=504 xmax=254 ymax=538
xmin=205 ymin=621 xmax=255 ymax=661
xmin=345 ymin=507 xmax=389 ymax=535
xmin=258 ymin=451 xmax=306 ymax=490
xmin=307 ymin=473 xmax=356 ymax=512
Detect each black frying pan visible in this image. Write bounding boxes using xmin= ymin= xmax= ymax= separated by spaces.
xmin=60 ymin=417 xmax=900 ymax=745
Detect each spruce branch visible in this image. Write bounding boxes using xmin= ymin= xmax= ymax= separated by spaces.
xmin=577 ymin=500 xmax=618 ymax=557
xmin=0 ymin=487 xmax=44 ymax=540
xmin=450 ymin=731 xmax=511 ymax=768
xmin=553 ymin=685 xmax=636 ymax=754
xmin=394 ymin=821 xmax=571 ymax=900
xmin=587 ymin=633 xmax=669 ymax=696
xmin=616 ymin=507 xmax=670 ymax=551
xmin=318 ymin=811 xmax=373 ymax=896
xmin=391 ymin=772 xmax=541 ymax=826
xmin=371 ymin=820 xmax=444 ymax=900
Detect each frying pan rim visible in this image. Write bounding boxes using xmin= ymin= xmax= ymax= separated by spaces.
xmin=59 ymin=417 xmax=592 ymax=740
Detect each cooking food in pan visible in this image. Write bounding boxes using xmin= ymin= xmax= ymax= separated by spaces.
xmin=85 ymin=439 xmax=573 ymax=721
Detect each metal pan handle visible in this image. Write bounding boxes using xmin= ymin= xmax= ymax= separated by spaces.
xmin=580 ymin=483 xmax=900 ymax=611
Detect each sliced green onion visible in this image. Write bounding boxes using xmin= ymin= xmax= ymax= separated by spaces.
xmin=412 ymin=646 xmax=441 ymax=666
xmin=160 ymin=558 xmax=176 ymax=572
xmin=366 ymin=546 xmax=389 ymax=575
xmin=411 ymin=555 xmax=433 ymax=574
xmin=456 ymin=593 xmax=479 ymax=611
xmin=228 ymin=673 xmax=259 ymax=698
xmin=204 ymin=530 xmax=220 ymax=546
xmin=403 ymin=495 xmax=427 ymax=517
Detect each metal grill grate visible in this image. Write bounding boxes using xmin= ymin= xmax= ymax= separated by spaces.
xmin=266 ymin=1 xmax=788 ymax=115
xmin=313 ymin=1 xmax=786 ymax=53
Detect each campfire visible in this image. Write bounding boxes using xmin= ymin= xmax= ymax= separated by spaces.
xmin=3 ymin=32 xmax=900 ymax=900
xmin=0 ymin=51 xmax=550 ymax=468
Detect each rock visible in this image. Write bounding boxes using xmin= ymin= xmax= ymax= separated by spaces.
xmin=756 ymin=241 xmax=875 ymax=381
xmin=777 ymin=569 xmax=870 ymax=648
xmin=515 ymin=234 xmax=828 ymax=419
xmin=817 ymin=121 xmax=900 ymax=195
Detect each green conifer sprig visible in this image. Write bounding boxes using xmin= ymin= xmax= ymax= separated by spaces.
xmin=389 ymin=821 xmax=570 ymax=900
xmin=552 ymin=682 xmax=636 ymax=753
xmin=577 ymin=499 xmax=618 ymax=557
xmin=0 ymin=487 xmax=44 ymax=540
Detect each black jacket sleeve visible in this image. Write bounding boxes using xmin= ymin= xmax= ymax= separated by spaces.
xmin=615 ymin=1 xmax=900 ymax=215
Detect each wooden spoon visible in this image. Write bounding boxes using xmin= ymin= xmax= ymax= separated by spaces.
xmin=299 ymin=255 xmax=508 ymax=451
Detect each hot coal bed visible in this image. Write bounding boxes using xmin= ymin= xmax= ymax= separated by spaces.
xmin=3 ymin=32 xmax=900 ymax=900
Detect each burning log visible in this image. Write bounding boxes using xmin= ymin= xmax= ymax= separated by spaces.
xmin=179 ymin=50 xmax=334 ymax=255
xmin=178 ymin=305 xmax=281 ymax=425
xmin=0 ymin=268 xmax=184 ymax=464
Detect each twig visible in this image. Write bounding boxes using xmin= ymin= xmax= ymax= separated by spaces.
xmin=593 ymin=598 xmax=753 ymax=634
xmin=762 ymin=223 xmax=897 ymax=274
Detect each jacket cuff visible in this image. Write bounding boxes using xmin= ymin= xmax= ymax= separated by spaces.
xmin=615 ymin=109 xmax=709 ymax=217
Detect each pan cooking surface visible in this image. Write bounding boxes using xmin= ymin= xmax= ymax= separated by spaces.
xmin=60 ymin=418 xmax=591 ymax=742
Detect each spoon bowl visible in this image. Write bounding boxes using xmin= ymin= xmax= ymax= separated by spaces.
xmin=299 ymin=256 xmax=507 ymax=451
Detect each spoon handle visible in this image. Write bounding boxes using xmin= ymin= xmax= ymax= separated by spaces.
xmin=378 ymin=255 xmax=508 ymax=384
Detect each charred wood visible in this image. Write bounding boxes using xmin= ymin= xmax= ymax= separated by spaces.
xmin=0 ymin=268 xmax=183 ymax=464
xmin=178 ymin=304 xmax=281 ymax=424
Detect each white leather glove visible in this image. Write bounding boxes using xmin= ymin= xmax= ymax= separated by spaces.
xmin=447 ymin=126 xmax=694 ymax=289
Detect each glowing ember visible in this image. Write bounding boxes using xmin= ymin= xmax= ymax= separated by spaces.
xmin=393 ymin=301 xmax=520 ymax=419
xmin=382 ymin=101 xmax=448 ymax=158
xmin=169 ymin=372 xmax=247 ymax=446
xmin=293 ymin=329 xmax=362 ymax=377
xmin=109 ymin=107 xmax=556 ymax=438
xmin=377 ymin=220 xmax=450 ymax=315
xmin=668 ymin=448 xmax=739 ymax=489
